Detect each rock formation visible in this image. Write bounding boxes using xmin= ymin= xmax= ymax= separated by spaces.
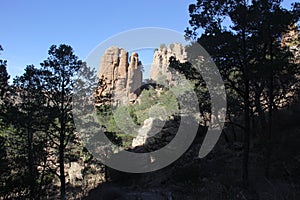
xmin=67 ymin=162 xmax=83 ymax=186
xmin=126 ymin=52 xmax=143 ymax=101
xmin=95 ymin=44 xmax=188 ymax=106
xmin=150 ymin=43 xmax=187 ymax=85
xmin=132 ymin=118 xmax=165 ymax=148
xmin=96 ymin=46 xmax=142 ymax=106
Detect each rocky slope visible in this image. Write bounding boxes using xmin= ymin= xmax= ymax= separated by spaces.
xmin=83 ymin=102 xmax=300 ymax=200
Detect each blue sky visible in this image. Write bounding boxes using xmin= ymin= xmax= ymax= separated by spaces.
xmin=0 ymin=0 xmax=297 ymax=79
xmin=0 ymin=0 xmax=194 ymax=79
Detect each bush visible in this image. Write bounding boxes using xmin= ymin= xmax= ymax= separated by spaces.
xmin=95 ymin=85 xmax=179 ymax=148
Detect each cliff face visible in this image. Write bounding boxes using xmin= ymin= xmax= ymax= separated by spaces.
xmin=150 ymin=43 xmax=187 ymax=84
xmin=96 ymin=46 xmax=142 ymax=106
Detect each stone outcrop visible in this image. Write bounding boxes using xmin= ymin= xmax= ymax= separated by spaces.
xmin=150 ymin=43 xmax=187 ymax=85
xmin=95 ymin=44 xmax=189 ymax=106
xmin=96 ymin=46 xmax=142 ymax=106
xmin=67 ymin=162 xmax=83 ymax=186
xmin=126 ymin=52 xmax=143 ymax=101
xmin=132 ymin=118 xmax=165 ymax=148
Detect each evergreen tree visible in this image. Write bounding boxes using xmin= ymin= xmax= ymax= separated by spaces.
xmin=12 ymin=65 xmax=51 ymax=199
xmin=41 ymin=44 xmax=82 ymax=200
xmin=186 ymin=0 xmax=299 ymax=183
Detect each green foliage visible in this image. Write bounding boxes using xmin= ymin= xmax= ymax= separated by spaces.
xmin=133 ymin=86 xmax=179 ymax=124
xmin=0 ymin=64 xmax=53 ymax=199
xmin=0 ymin=44 xmax=101 ymax=198
xmin=99 ymin=111 xmax=133 ymax=147
xmin=96 ymin=104 xmax=136 ymax=146
xmin=96 ymin=105 xmax=112 ymax=126
xmin=156 ymin=73 xmax=169 ymax=86
xmin=40 ymin=44 xmax=83 ymax=199
xmin=0 ymin=128 xmax=9 ymax=197
xmin=159 ymin=90 xmax=179 ymax=111
xmin=0 ymin=46 xmax=10 ymax=125
xmin=105 ymin=131 xmax=123 ymax=146
xmin=116 ymin=133 xmax=135 ymax=148
xmin=0 ymin=63 xmax=9 ymax=100
xmin=113 ymin=105 xmax=137 ymax=134
xmin=185 ymin=0 xmax=300 ymax=182
xmin=95 ymin=84 xmax=179 ymax=148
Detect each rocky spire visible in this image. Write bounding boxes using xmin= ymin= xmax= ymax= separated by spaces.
xmin=126 ymin=52 xmax=143 ymax=101
xmin=150 ymin=43 xmax=187 ymax=85
xmin=96 ymin=47 xmax=142 ymax=106
xmin=95 ymin=43 xmax=188 ymax=106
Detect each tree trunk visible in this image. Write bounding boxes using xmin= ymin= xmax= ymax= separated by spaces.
xmin=59 ymin=130 xmax=66 ymax=200
xmin=37 ymin=154 xmax=48 ymax=200
xmin=242 ymin=25 xmax=250 ymax=185
xmin=60 ymin=69 xmax=66 ymax=200
xmin=27 ymin=127 xmax=34 ymax=200
xmin=265 ymin=38 xmax=274 ymax=178
xmin=243 ymin=78 xmax=250 ymax=184
xmin=254 ymin=87 xmax=266 ymax=136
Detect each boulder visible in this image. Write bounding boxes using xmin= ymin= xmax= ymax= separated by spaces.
xmin=132 ymin=118 xmax=165 ymax=147
xmin=67 ymin=162 xmax=83 ymax=186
